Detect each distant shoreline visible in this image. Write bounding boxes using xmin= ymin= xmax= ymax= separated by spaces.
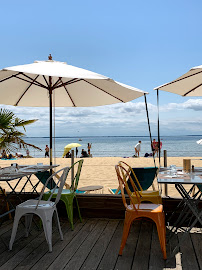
xmin=25 ymin=135 xmax=202 ymax=138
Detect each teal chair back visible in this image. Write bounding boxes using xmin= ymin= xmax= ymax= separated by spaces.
xmin=35 ymin=171 xmax=54 ymax=189
xmin=128 ymin=167 xmax=158 ymax=191
xmin=35 ymin=159 xmax=84 ymax=191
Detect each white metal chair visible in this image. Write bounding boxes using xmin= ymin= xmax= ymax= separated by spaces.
xmin=9 ymin=166 xmax=70 ymax=252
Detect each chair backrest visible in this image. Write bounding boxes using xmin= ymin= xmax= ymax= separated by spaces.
xmin=36 ymin=166 xmax=70 ymax=209
xmin=35 ymin=171 xmax=55 ymax=190
xmin=119 ymin=161 xmax=158 ymax=191
xmin=70 ymin=159 xmax=84 ymax=191
xmin=115 ymin=164 xmax=141 ymax=211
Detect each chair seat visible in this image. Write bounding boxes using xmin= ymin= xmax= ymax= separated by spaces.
xmin=127 ymin=203 xmax=163 ymax=212
xmin=46 ymin=189 xmax=74 ymax=195
xmin=17 ymin=199 xmax=55 ymax=209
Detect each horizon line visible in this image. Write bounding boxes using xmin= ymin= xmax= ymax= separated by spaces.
xmin=25 ymin=134 xmax=202 ymax=138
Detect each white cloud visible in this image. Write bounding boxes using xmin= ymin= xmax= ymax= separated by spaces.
xmin=160 ymin=99 xmax=202 ymax=112
xmin=1 ymin=99 xmax=202 ymax=136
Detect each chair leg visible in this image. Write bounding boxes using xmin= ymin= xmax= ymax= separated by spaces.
xmin=9 ymin=212 xmax=21 ymax=250
xmin=119 ymin=213 xmax=134 ymax=255
xmin=75 ymin=196 xmax=82 ymax=223
xmin=155 ymin=215 xmax=167 ymax=260
xmin=41 ymin=213 xmax=53 ymax=252
xmin=25 ymin=214 xmax=33 ymax=237
xmin=54 ymin=210 xmax=63 ymax=240
xmin=62 ymin=197 xmax=74 ymax=230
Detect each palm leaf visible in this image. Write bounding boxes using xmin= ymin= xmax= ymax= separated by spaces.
xmin=0 ymin=108 xmax=41 ymax=154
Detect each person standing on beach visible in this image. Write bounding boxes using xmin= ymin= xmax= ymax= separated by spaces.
xmin=76 ymin=147 xmax=78 ymax=158
xmin=152 ymin=139 xmax=157 ymax=156
xmin=156 ymin=141 xmax=162 ymax=158
xmin=45 ymin=145 xmax=49 ymax=158
xmin=134 ymin=141 xmax=141 ymax=157
xmin=26 ymin=148 xmax=30 ymax=157
xmin=87 ymin=143 xmax=92 ymax=155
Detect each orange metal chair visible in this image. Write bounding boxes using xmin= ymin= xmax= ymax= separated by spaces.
xmin=115 ymin=164 xmax=167 ymax=260
xmin=118 ymin=161 xmax=162 ymax=204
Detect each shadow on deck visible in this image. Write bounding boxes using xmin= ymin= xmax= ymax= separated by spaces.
xmin=0 ymin=217 xmax=201 ymax=270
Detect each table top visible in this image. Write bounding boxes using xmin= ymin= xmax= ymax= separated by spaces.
xmin=78 ymin=185 xmax=103 ymax=191
xmin=0 ymin=164 xmax=58 ymax=181
xmin=158 ymin=168 xmax=202 ymax=184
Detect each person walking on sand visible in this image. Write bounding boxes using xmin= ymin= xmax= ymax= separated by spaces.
xmin=134 ymin=141 xmax=141 ymax=157
xmin=76 ymin=147 xmax=78 ymax=158
xmin=87 ymin=143 xmax=92 ymax=155
xmin=45 ymin=145 xmax=49 ymax=158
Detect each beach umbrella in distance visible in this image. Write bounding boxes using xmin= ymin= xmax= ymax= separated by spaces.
xmin=154 ymin=65 xmax=202 ymax=96
xmin=62 ymin=143 xmax=81 ymax=157
xmin=0 ymin=54 xmax=148 ymax=170
xmin=196 ymin=139 xmax=202 ymax=145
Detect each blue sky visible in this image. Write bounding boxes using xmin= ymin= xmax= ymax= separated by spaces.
xmin=1 ymin=0 xmax=202 ymax=137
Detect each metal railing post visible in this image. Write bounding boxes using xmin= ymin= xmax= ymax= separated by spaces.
xmin=164 ymin=150 xmax=168 ymax=196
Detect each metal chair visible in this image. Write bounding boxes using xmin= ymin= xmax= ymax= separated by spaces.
xmin=9 ymin=166 xmax=70 ymax=252
xmin=115 ymin=164 xmax=167 ymax=259
xmin=43 ymin=160 xmax=84 ymax=230
xmin=118 ymin=161 xmax=162 ymax=204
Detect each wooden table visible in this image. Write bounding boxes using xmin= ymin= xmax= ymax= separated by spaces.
xmin=78 ymin=185 xmax=103 ymax=194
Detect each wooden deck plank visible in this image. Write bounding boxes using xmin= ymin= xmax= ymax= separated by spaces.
xmin=79 ymin=219 xmax=119 ymax=270
xmin=165 ymin=228 xmax=182 ymax=270
xmin=47 ymin=219 xmax=98 ymax=270
xmin=63 ymin=220 xmax=111 ymax=270
xmin=0 ymin=219 xmax=13 ymax=236
xmin=0 ymin=221 xmax=17 ymax=255
xmin=14 ymin=220 xmax=73 ymax=270
xmin=0 ymin=222 xmax=26 ymax=255
xmin=30 ymin=219 xmax=87 ymax=270
xmin=0 ymin=223 xmax=42 ymax=267
xmin=115 ymin=221 xmax=141 ymax=270
xmin=0 ymin=221 xmax=60 ymax=270
xmin=178 ymin=231 xmax=200 ymax=270
xmin=97 ymin=221 xmax=123 ymax=270
xmin=190 ymin=231 xmax=202 ymax=270
xmin=131 ymin=220 xmax=153 ymax=270
xmin=149 ymin=224 xmax=166 ymax=269
xmin=0 ymin=217 xmax=201 ymax=270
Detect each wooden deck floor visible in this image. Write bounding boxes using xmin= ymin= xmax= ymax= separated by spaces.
xmin=0 ymin=218 xmax=201 ymax=270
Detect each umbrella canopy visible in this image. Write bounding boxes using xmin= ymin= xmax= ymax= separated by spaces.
xmin=154 ymin=65 xmax=202 ymax=96
xmin=62 ymin=143 xmax=81 ymax=157
xmin=0 ymin=55 xmax=148 ymax=169
xmin=196 ymin=139 xmax=202 ymax=145
xmin=0 ymin=58 xmax=146 ymax=107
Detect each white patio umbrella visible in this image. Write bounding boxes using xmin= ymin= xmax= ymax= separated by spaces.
xmin=154 ymin=65 xmax=202 ymax=96
xmin=154 ymin=65 xmax=202 ymax=164
xmin=0 ymin=55 xmax=147 ymax=169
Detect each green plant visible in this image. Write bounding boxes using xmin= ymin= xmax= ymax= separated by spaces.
xmin=0 ymin=108 xmax=41 ymax=153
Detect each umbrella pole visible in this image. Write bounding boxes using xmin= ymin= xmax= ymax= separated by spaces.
xmin=49 ymin=76 xmax=53 ymax=188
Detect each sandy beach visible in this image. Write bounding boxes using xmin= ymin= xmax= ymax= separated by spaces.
xmin=1 ymin=156 xmax=202 ymax=198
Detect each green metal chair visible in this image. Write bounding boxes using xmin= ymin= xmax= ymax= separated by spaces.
xmin=43 ymin=159 xmax=84 ymax=230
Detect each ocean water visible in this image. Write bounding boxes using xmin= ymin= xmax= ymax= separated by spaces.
xmin=20 ymin=135 xmax=202 ymax=158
